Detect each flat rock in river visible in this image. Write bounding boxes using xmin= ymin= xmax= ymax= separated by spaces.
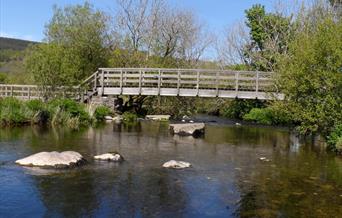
xmin=94 ymin=152 xmax=124 ymax=162
xmin=169 ymin=123 xmax=205 ymax=136
xmin=162 ymin=160 xmax=191 ymax=169
xmin=15 ymin=151 xmax=85 ymax=168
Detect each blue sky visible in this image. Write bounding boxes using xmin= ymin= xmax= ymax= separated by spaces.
xmin=0 ymin=0 xmax=275 ymax=42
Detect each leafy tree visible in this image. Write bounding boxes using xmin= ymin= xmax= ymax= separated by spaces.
xmin=25 ymin=43 xmax=78 ymax=89
xmin=276 ymin=18 xmax=342 ymax=135
xmin=244 ymin=4 xmax=293 ymax=71
xmin=26 ymin=2 xmax=111 ymax=87
xmin=0 ymin=73 xmax=7 ymax=83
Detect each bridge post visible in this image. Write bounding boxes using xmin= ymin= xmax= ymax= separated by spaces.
xmin=158 ymin=69 xmax=161 ymax=95
xmin=177 ymin=70 xmax=181 ymax=96
xmin=256 ymin=71 xmax=259 ymax=96
xmin=120 ymin=69 xmax=123 ymax=95
xmin=139 ymin=69 xmax=142 ymax=95
xmin=10 ymin=85 xmax=13 ymax=97
xmin=81 ymin=87 xmax=84 ymax=102
xmin=94 ymin=71 xmax=98 ymax=92
xmin=216 ymin=71 xmax=219 ymax=97
xmin=196 ymin=71 xmax=200 ymax=96
xmin=28 ymin=87 xmax=31 ymax=100
xmin=101 ymin=69 xmax=104 ymax=96
xmin=235 ymin=72 xmax=239 ymax=97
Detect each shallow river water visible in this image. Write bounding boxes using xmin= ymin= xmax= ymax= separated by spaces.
xmin=0 ymin=119 xmax=341 ymax=217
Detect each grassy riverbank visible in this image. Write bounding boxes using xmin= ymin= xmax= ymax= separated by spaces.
xmin=0 ymin=97 xmax=112 ymax=129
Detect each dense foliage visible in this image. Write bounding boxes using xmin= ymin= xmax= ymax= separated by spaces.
xmin=327 ymin=124 xmax=342 ymax=153
xmin=276 ymin=18 xmax=342 ymax=135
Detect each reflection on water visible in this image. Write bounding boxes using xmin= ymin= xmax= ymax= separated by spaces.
xmin=0 ymin=120 xmax=341 ymax=217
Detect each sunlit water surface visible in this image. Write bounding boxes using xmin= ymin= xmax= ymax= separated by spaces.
xmin=0 ymin=119 xmax=341 ymax=217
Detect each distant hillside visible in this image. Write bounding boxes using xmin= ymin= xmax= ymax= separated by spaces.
xmin=0 ymin=37 xmax=39 ymax=50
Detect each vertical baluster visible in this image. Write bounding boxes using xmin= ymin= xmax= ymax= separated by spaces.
xmin=177 ymin=70 xmax=181 ymax=96
xmin=158 ymin=69 xmax=161 ymax=95
xmin=94 ymin=71 xmax=98 ymax=92
xmin=235 ymin=71 xmax=239 ymax=97
xmin=256 ymin=71 xmax=259 ymax=97
xmin=216 ymin=71 xmax=219 ymax=97
xmin=120 ymin=69 xmax=123 ymax=94
xmin=139 ymin=69 xmax=142 ymax=95
xmin=101 ymin=69 xmax=104 ymax=96
xmin=196 ymin=71 xmax=200 ymax=96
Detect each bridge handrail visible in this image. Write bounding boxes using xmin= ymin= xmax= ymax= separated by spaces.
xmin=98 ymin=67 xmax=274 ymax=74
xmin=0 ymin=68 xmax=281 ymax=101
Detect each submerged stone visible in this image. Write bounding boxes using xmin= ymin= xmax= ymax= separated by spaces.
xmin=113 ymin=115 xmax=123 ymax=123
xmin=145 ymin=115 xmax=171 ymax=121
xmin=105 ymin=116 xmax=113 ymax=120
xmin=15 ymin=151 xmax=85 ymax=168
xmin=259 ymin=157 xmax=271 ymax=162
xmin=169 ymin=123 xmax=205 ymax=136
xmin=94 ymin=152 xmax=124 ymax=162
xmin=162 ymin=160 xmax=191 ymax=169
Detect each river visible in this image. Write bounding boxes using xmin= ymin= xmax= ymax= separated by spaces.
xmin=0 ymin=118 xmax=341 ymax=217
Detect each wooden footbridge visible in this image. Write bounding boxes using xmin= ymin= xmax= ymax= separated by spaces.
xmin=0 ymin=68 xmax=284 ymax=101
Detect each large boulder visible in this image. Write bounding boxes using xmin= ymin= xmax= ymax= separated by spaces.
xmin=162 ymin=160 xmax=191 ymax=169
xmin=169 ymin=123 xmax=205 ymax=136
xmin=94 ymin=152 xmax=124 ymax=162
xmin=15 ymin=151 xmax=85 ymax=168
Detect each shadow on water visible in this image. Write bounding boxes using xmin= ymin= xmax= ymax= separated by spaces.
xmin=0 ymin=119 xmax=341 ymax=217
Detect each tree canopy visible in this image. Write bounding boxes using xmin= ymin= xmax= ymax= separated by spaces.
xmin=277 ymin=17 xmax=342 ymax=134
xmin=26 ymin=2 xmax=111 ymax=87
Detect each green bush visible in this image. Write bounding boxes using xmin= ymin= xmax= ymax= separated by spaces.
xmin=94 ymin=106 xmax=112 ymax=121
xmin=221 ymin=99 xmax=266 ymax=119
xmin=277 ymin=18 xmax=342 ymax=135
xmin=243 ymin=108 xmax=273 ymax=125
xmin=0 ymin=73 xmax=7 ymax=83
xmin=47 ymin=98 xmax=90 ymax=125
xmin=0 ymin=97 xmax=30 ymax=125
xmin=327 ymin=124 xmax=342 ymax=152
xmin=122 ymin=111 xmax=138 ymax=123
xmin=26 ymin=99 xmax=45 ymax=112
xmin=243 ymin=106 xmax=292 ymax=126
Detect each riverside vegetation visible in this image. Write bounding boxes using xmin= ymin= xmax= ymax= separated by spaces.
xmin=0 ymin=97 xmax=112 ymax=129
xmin=1 ymin=0 xmax=341 ymax=153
